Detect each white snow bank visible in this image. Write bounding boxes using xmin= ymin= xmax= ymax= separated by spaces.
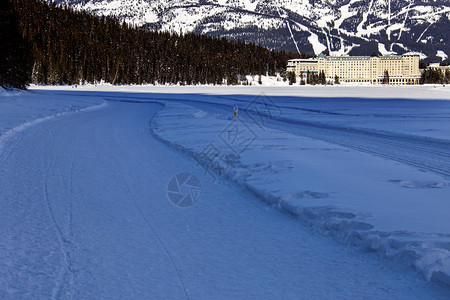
xmin=31 ymin=84 xmax=450 ymax=100
xmin=0 ymin=87 xmax=22 ymax=97
xmin=0 ymin=91 xmax=107 ymax=158
xmin=150 ymin=100 xmax=450 ymax=286
xmin=0 ymin=102 xmax=107 ymax=157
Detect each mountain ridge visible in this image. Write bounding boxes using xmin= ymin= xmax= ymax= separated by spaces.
xmin=52 ymin=0 xmax=450 ymax=62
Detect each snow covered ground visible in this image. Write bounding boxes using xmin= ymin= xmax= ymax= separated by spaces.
xmin=0 ymin=88 xmax=105 ymax=161
xmin=33 ymin=79 xmax=450 ymax=99
xmin=1 ymin=85 xmax=450 ymax=298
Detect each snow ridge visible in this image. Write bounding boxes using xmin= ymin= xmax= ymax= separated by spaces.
xmin=0 ymin=100 xmax=108 ymax=159
xmin=150 ymin=101 xmax=450 ymax=286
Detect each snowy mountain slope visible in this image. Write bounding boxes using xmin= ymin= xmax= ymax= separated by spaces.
xmin=53 ymin=0 xmax=450 ymax=61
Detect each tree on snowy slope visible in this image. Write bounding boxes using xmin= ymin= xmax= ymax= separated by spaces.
xmin=0 ymin=0 xmax=33 ymax=89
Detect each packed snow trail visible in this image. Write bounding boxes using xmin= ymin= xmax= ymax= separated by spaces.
xmin=153 ymin=96 xmax=450 ymax=179
xmin=1 ymin=100 xmax=449 ymax=298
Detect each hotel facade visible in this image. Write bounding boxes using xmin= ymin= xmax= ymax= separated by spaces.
xmin=287 ymin=54 xmax=421 ymax=84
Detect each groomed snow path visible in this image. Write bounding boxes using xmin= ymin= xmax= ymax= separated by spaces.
xmin=0 ymin=101 xmax=448 ymax=299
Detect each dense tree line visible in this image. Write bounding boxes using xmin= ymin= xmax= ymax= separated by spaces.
xmin=0 ymin=0 xmax=33 ymax=89
xmin=303 ymin=70 xmax=325 ymax=85
xmin=1 ymin=0 xmax=298 ymax=88
xmin=420 ymin=68 xmax=450 ymax=84
xmin=287 ymin=70 xmax=331 ymax=85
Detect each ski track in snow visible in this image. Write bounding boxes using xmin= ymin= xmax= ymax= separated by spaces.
xmin=151 ymin=93 xmax=450 ymax=178
xmin=139 ymin=95 xmax=450 ymax=179
xmin=108 ymin=144 xmax=191 ymax=299
xmin=0 ymin=133 xmax=23 ymax=168
xmin=0 ymin=101 xmax=108 ymax=160
xmin=266 ymin=116 xmax=450 ymax=178
xmin=68 ymin=141 xmax=80 ymax=238
xmin=41 ymin=127 xmax=75 ymax=299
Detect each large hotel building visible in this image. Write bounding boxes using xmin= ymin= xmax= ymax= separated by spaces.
xmin=287 ymin=53 xmax=421 ymax=84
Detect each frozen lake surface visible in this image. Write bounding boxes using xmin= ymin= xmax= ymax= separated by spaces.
xmin=1 ymin=85 xmax=449 ymax=298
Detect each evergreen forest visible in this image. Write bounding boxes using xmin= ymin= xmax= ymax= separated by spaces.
xmin=1 ymin=0 xmax=302 ymax=89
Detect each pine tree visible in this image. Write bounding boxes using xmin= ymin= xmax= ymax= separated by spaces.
xmin=287 ymin=71 xmax=296 ymax=85
xmin=300 ymin=73 xmax=305 ymax=85
xmin=318 ymin=71 xmax=326 ymax=85
xmin=382 ymin=70 xmax=390 ymax=84
xmin=334 ymin=75 xmax=340 ymax=85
